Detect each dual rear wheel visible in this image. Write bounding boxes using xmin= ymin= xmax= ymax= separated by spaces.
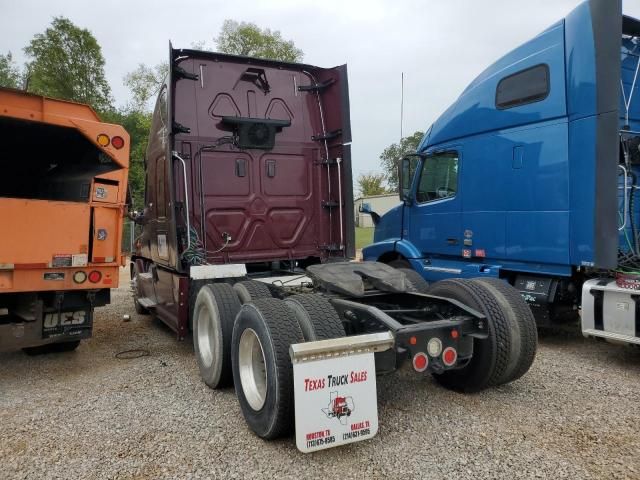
xmin=394 ymin=265 xmax=537 ymax=392
xmin=192 ymin=273 xmax=536 ymax=439
xmin=192 ymin=278 xmax=346 ymax=439
xmin=232 ymin=294 xmax=346 ymax=438
xmin=426 ymin=278 xmax=537 ymax=392
xmin=192 ymin=280 xmax=274 ymax=388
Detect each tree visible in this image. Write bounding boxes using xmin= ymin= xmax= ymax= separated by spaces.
xmin=119 ymin=61 xmax=170 ymax=209
xmin=102 ymin=108 xmax=151 ymax=211
xmin=357 ymin=172 xmax=389 ymax=197
xmin=24 ymin=17 xmax=112 ymax=111
xmin=215 ymin=20 xmax=303 ymax=62
xmin=379 ymin=131 xmax=424 ymax=190
xmin=123 ymin=63 xmax=168 ymax=111
xmin=0 ymin=52 xmax=21 ymax=89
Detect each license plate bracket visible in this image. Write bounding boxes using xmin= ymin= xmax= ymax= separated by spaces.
xmin=42 ymin=309 xmax=92 ymax=339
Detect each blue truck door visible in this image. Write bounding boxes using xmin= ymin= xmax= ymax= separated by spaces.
xmin=404 ymin=150 xmax=462 ymax=256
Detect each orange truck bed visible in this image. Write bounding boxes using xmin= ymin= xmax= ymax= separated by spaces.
xmin=0 ymin=87 xmax=129 ymax=352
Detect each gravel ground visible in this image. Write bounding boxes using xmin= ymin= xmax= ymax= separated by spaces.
xmin=1 ymin=268 xmax=639 ymax=479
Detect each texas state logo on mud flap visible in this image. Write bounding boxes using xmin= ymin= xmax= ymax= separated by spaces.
xmin=293 ymin=352 xmax=378 ymax=453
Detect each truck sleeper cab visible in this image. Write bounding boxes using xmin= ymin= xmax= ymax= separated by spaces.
xmin=363 ymin=0 xmax=640 ymax=345
xmin=132 ymin=46 xmax=537 ymax=451
xmin=0 ymin=87 xmax=129 ymax=353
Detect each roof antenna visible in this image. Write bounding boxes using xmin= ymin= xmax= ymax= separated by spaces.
xmin=400 ymin=72 xmax=404 ymax=142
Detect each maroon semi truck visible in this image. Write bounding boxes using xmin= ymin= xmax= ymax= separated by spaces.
xmin=131 ymin=46 xmax=537 ymax=452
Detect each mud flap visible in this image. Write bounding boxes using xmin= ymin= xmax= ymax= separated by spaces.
xmin=290 ymin=332 xmax=394 ymax=452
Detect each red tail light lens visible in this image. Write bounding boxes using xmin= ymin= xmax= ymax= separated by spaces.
xmin=412 ymin=352 xmax=429 ymax=372
xmin=442 ymin=347 xmax=457 ymax=367
xmin=88 ymin=271 xmax=102 ymax=283
xmin=111 ymin=136 xmax=125 ymax=149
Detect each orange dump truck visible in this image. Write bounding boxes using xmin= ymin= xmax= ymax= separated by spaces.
xmin=0 ymin=87 xmax=129 ymax=354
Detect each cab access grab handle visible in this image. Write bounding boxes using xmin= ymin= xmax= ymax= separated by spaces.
xmin=172 ymin=152 xmax=191 ymax=251
xmin=619 ymin=164 xmax=629 ymax=232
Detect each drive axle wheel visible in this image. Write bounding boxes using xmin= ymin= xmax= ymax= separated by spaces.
xmin=398 ymin=268 xmax=430 ymax=294
xmin=131 ymin=262 xmax=149 ymax=315
xmin=193 ymin=283 xmax=241 ymax=389
xmin=233 ymin=280 xmax=273 ymax=304
xmin=472 ymin=278 xmax=537 ymax=383
xmin=231 ymin=298 xmax=304 ymax=439
xmin=427 ymin=279 xmax=516 ymax=393
xmin=284 ymin=294 xmax=345 ymax=341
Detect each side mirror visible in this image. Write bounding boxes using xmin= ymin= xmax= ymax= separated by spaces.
xmin=358 ymin=203 xmax=372 ymax=214
xmin=358 ymin=202 xmax=380 ymax=225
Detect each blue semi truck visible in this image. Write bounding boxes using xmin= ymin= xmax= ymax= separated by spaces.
xmin=362 ymin=0 xmax=640 ymax=344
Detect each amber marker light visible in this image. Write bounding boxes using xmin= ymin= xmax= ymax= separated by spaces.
xmin=97 ymin=134 xmax=110 ymax=146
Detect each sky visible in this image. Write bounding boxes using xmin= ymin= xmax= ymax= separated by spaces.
xmin=2 ymin=0 xmax=640 ymax=181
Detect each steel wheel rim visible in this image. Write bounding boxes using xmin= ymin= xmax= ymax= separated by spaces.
xmin=197 ymin=306 xmax=214 ymax=368
xmin=238 ymin=328 xmax=267 ymax=411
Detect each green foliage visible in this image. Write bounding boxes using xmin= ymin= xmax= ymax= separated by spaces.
xmin=355 ymin=227 xmax=374 ymax=250
xmin=119 ymin=62 xmax=168 ymax=209
xmin=123 ymin=63 xmax=168 ymax=111
xmin=0 ymin=52 xmax=21 ymax=89
xmin=357 ymin=172 xmax=389 ymax=197
xmin=190 ymin=40 xmax=209 ymax=51
xmin=24 ymin=17 xmax=112 ymax=111
xmin=215 ymin=20 xmax=303 ymax=62
xmin=102 ymin=108 xmax=151 ymax=210
xmin=379 ymin=131 xmax=425 ymax=190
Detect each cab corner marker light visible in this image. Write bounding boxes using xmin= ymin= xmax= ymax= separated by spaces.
xmin=88 ymin=270 xmax=102 ymax=283
xmin=111 ymin=136 xmax=125 ymax=149
xmin=73 ymin=271 xmax=87 ymax=284
xmin=412 ymin=352 xmax=429 ymax=372
xmin=97 ymin=134 xmax=110 ymax=147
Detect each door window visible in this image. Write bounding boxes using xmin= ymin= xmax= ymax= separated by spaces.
xmin=416 ymin=152 xmax=459 ymax=203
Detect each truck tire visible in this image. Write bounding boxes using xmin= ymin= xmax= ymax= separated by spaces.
xmin=232 ymin=298 xmax=304 ymax=439
xmin=426 ymin=279 xmax=514 ymax=392
xmin=398 ymin=268 xmax=430 ymax=294
xmin=233 ymin=280 xmax=272 ymax=304
xmin=193 ymin=283 xmax=241 ymax=389
xmin=284 ymin=294 xmax=345 ymax=341
xmin=388 ymin=259 xmax=411 ymax=269
xmin=131 ymin=262 xmax=149 ymax=315
xmin=23 ymin=340 xmax=81 ymax=356
xmin=472 ymin=278 xmax=537 ymax=383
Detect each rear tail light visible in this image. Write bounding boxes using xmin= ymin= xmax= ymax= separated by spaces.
xmin=111 ymin=136 xmax=125 ymax=149
xmin=427 ymin=337 xmax=443 ymax=357
xmin=88 ymin=270 xmax=102 ymax=283
xmin=412 ymin=352 xmax=429 ymax=372
xmin=73 ymin=271 xmax=87 ymax=284
xmin=450 ymin=329 xmax=459 ymax=339
xmin=442 ymin=347 xmax=458 ymax=367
